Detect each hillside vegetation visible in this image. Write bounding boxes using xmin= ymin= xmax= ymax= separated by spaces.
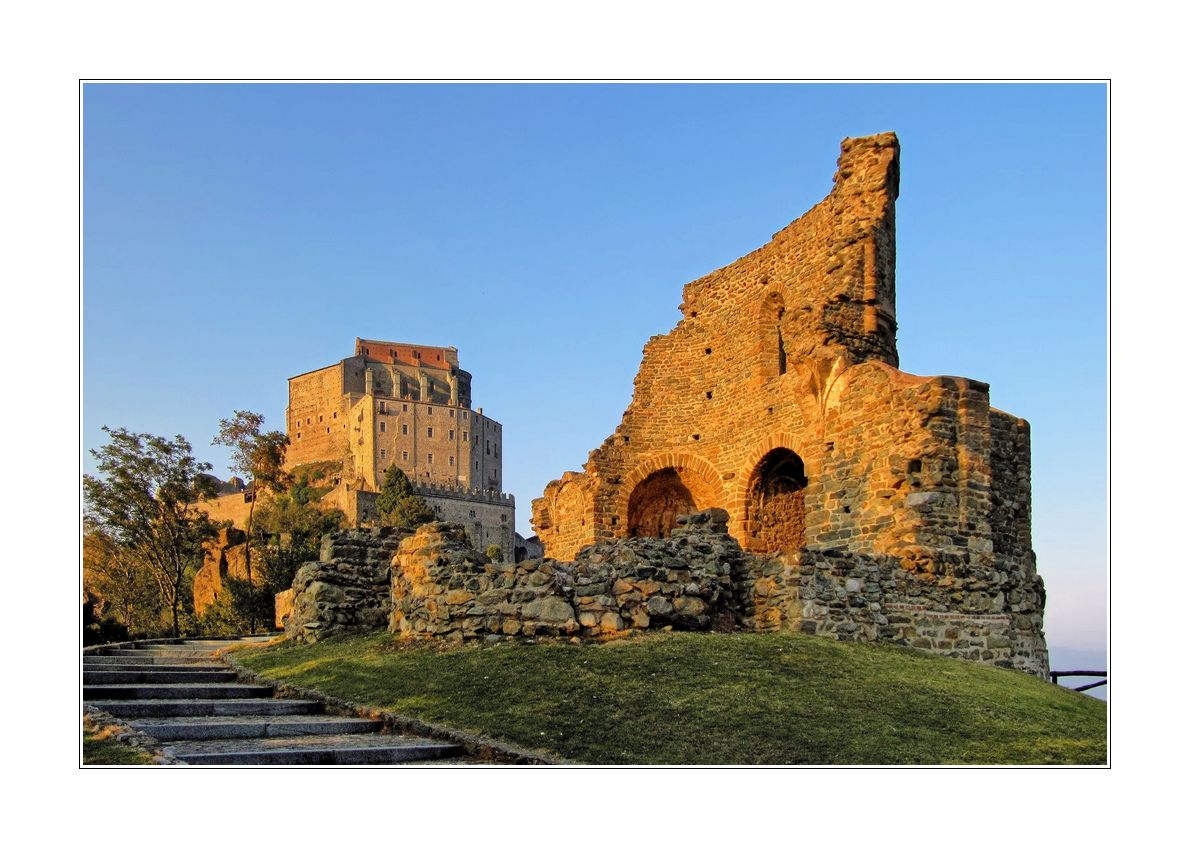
xmin=237 ymin=631 xmax=1106 ymax=765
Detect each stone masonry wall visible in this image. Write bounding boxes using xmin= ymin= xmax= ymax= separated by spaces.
xmin=390 ymin=512 xmax=743 ymax=641
xmin=282 ymin=527 xmax=409 ymax=643
xmin=279 ymin=509 xmax=1047 ymax=676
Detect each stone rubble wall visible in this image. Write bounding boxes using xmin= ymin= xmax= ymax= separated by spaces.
xmin=282 ymin=527 xmax=410 ymax=643
xmin=279 ymin=509 xmax=1048 ymax=677
xmin=791 ymin=548 xmax=1048 ymax=676
xmin=390 ymin=511 xmax=743 ymax=641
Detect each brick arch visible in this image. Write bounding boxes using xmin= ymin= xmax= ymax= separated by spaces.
xmin=731 ymin=433 xmax=810 ymax=552
xmin=614 ymin=452 xmax=727 ymax=538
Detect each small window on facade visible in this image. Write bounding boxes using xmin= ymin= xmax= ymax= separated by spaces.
xmin=428 ymin=406 xmax=433 ymax=416
xmin=427 ymin=427 xmax=433 ymax=437
xmin=380 ymin=449 xmax=386 ymax=459
xmin=402 ymin=424 xmax=408 ymax=435
xmin=413 ymin=350 xmax=420 ymax=359
xmin=333 ymin=411 xmax=337 ymax=419
xmin=449 ymin=456 xmax=455 ymax=466
xmin=379 ymin=401 xmax=386 ymax=413
xmin=318 ymin=415 xmax=323 ymax=422
xmin=296 ymin=433 xmax=301 ymax=439
xmin=469 ymin=510 xmax=476 ymax=518
xmin=427 ymin=453 xmax=433 ymax=464
xmin=475 ymin=460 xmax=479 ymax=470
xmin=306 ymin=418 xmax=311 ymax=425
xmin=402 ymin=403 xmax=408 ymax=412
xmin=449 ymin=430 xmax=455 ymax=441
xmin=463 ymin=412 xmax=468 ymax=421
xmin=449 ymin=409 xmax=455 ymax=418
xmin=486 ymin=440 xmax=490 ymax=455
xmin=380 ymin=422 xmax=386 ymax=433
xmin=501 ymin=514 xmax=507 ymax=523
xmin=326 ymin=427 xmax=330 ymax=433
xmin=402 ymin=451 xmax=409 ymax=461
xmin=463 ymin=431 xmax=468 ymax=442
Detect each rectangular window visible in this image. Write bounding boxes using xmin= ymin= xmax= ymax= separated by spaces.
xmin=318 ymin=415 xmax=323 ymax=422
xmin=402 ymin=450 xmax=409 ymax=461
xmin=449 ymin=430 xmax=455 ymax=441
xmin=379 ymin=401 xmax=386 ymax=413
xmin=427 ymin=427 xmax=433 ymax=437
xmin=475 ymin=460 xmax=479 ymax=470
xmin=380 ymin=449 xmax=386 ymax=459
xmin=333 ymin=411 xmax=337 ymax=419
xmin=449 ymin=409 xmax=455 ymax=418
xmin=427 ymin=453 xmax=433 ymax=464
xmin=449 ymin=456 xmax=455 ymax=466
xmin=463 ymin=412 xmax=468 ymax=421
xmin=380 ymin=422 xmax=386 ymax=433
xmin=402 ymin=424 xmax=408 ymax=435
xmin=486 ymin=440 xmax=490 ymax=456
xmin=402 ymin=403 xmax=408 ymax=412
xmin=463 ymin=431 xmax=468 ymax=442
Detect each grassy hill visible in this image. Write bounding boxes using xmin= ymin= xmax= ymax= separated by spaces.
xmin=236 ymin=631 xmax=1106 ymax=765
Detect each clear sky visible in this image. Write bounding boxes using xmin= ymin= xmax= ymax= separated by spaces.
xmin=83 ymin=82 xmax=1106 ymax=664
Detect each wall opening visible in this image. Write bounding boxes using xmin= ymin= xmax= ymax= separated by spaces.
xmin=627 ymin=469 xmax=696 ymax=539
xmin=746 ymin=448 xmax=808 ymax=553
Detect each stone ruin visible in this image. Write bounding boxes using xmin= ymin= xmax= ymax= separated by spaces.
xmin=275 ymin=132 xmax=1048 ymax=677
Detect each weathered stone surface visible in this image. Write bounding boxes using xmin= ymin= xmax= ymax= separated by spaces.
xmin=387 ymin=515 xmax=746 ymax=642
xmin=281 ymin=526 xmax=410 ymax=644
xmin=524 ymin=132 xmax=1048 ymax=677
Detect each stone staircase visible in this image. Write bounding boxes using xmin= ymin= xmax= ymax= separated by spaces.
xmin=84 ymin=638 xmax=466 ymax=765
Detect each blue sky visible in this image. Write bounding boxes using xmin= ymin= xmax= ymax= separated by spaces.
xmin=83 ymin=83 xmax=1106 ymax=663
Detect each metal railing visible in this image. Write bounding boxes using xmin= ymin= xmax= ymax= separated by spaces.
xmin=1050 ymin=670 xmax=1107 ymax=692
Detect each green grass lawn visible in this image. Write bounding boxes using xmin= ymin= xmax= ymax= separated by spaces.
xmin=236 ymin=631 xmax=1106 ymax=765
xmin=83 ymin=720 xmax=157 ymax=765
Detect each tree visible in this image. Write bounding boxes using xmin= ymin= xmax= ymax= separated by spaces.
xmin=83 ymin=522 xmax=160 ymax=635
xmin=253 ymin=481 xmax=346 ymax=596
xmin=211 ymin=411 xmax=288 ymax=592
xmin=375 ymin=466 xmax=436 ymax=531
xmin=84 ymin=428 xmax=219 ymax=637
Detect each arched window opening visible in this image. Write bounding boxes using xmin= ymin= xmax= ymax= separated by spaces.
xmin=746 ymin=448 xmax=808 ymax=553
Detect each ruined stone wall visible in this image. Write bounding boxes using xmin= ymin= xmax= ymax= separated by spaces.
xmin=533 ymin=134 xmax=906 ymax=557
xmin=389 ymin=513 xmax=742 ymax=641
xmin=277 ymin=509 xmax=1046 ymax=676
xmin=281 ymin=527 xmax=409 ymax=643
xmin=791 ymin=548 xmax=1048 ymax=676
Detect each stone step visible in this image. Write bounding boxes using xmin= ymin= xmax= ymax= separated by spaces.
xmin=90 ymin=698 xmax=324 ymax=718
xmin=83 ymin=662 xmax=229 ymax=673
xmin=84 ymin=655 xmax=225 ymax=666
xmin=167 ymin=733 xmax=464 ymax=765
xmin=84 ymin=670 xmax=238 ymax=684
xmin=101 ymin=649 xmax=224 ymax=659
xmin=130 ymin=714 xmax=384 ymax=741
xmin=84 ymin=683 xmax=273 ymax=701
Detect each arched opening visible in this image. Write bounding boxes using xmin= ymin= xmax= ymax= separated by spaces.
xmin=746 ymin=448 xmax=808 ymax=553
xmin=627 ymin=469 xmax=696 ymax=539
